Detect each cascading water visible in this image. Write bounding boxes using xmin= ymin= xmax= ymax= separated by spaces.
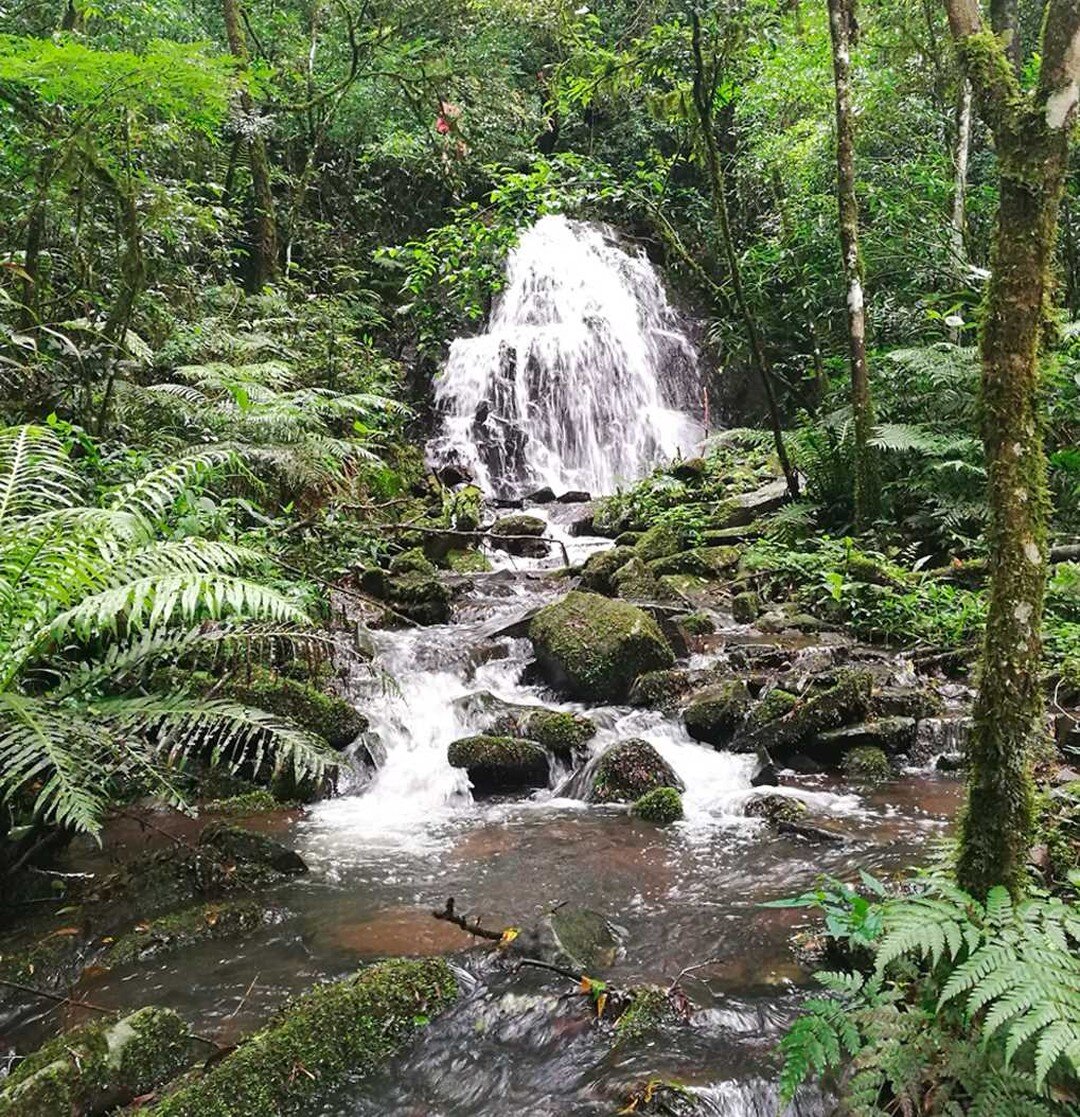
xmin=427 ymin=213 xmax=704 ymax=496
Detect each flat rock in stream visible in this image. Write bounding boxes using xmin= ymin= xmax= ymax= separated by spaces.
xmin=548 ymin=907 xmax=623 ymax=970
xmin=447 ymin=735 xmax=550 ymax=794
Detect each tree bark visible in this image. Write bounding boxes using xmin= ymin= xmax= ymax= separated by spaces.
xmin=945 ymin=0 xmax=1080 ymax=899
xmin=690 ymin=13 xmax=799 ymax=498
xmin=827 ymin=0 xmax=874 ymax=529
xmin=223 ymin=0 xmax=278 ymax=289
xmin=949 ymin=80 xmax=972 ymax=276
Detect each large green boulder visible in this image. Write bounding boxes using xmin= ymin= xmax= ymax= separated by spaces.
xmin=150 ymin=959 xmax=457 ymax=1116
xmin=648 ymin=546 xmax=741 ymax=578
xmin=634 ymin=522 xmax=691 ymax=562
xmin=579 ymin=545 xmax=636 ymax=594
xmin=490 ymin=514 xmax=548 ymax=557
xmin=587 ymin=739 xmax=684 ymax=803
xmin=612 ymin=555 xmax=667 ymax=600
xmin=447 ymin=735 xmax=549 ymax=793
xmin=513 ymin=709 xmax=596 ymax=761
xmin=385 ymin=571 xmax=452 ymax=626
xmin=682 ymin=679 xmax=752 ymax=747
xmin=529 ymin=591 xmax=675 ymax=701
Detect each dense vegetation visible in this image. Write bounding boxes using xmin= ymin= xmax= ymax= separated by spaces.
xmin=2 ymin=0 xmax=1080 ymax=1111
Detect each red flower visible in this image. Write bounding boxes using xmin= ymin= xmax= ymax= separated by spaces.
xmin=436 ymin=116 xmax=451 ymax=134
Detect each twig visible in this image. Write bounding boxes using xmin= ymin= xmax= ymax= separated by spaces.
xmin=225 ymin=972 xmax=260 ymax=1020
xmin=431 ymin=897 xmax=504 ymax=941
xmin=514 ymin=957 xmax=583 ymax=982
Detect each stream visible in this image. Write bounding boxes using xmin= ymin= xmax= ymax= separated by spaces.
xmin=10 ymin=216 xmax=962 ymax=1114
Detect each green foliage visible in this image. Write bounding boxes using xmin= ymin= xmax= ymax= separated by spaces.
xmin=0 ymin=424 xmax=333 ymax=835
xmin=777 ymin=877 xmax=1080 ymax=1113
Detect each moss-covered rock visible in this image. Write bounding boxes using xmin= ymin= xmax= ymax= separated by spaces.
xmin=682 ymin=680 xmax=752 ymax=747
xmin=529 ymin=591 xmax=675 ymax=701
xmin=588 ymin=739 xmax=684 ymax=804
xmin=547 ymin=908 xmax=622 ymax=970
xmin=675 ymin=611 xmax=715 ymax=636
xmin=842 ymin=746 xmax=893 ymax=783
xmin=870 ymin=685 xmax=945 ymax=720
xmin=634 ymin=522 xmax=691 ymax=562
xmin=199 ymin=822 xmax=307 ymax=876
xmin=220 ymin=668 xmax=366 ymax=751
xmin=385 ymin=571 xmax=452 ymax=626
xmin=612 ymin=555 xmax=667 ymax=600
xmin=150 ymin=958 xmax=457 ymax=1117
xmin=517 ymin=709 xmax=596 ymax=761
xmin=614 ymin=986 xmax=679 ymax=1043
xmin=631 ymin=787 xmax=684 ymax=824
xmin=490 ymin=514 xmax=548 ymax=557
xmin=733 ymin=670 xmax=874 ymax=758
xmin=811 ymin=717 xmax=918 ymax=764
xmin=648 ymin=546 xmax=740 ymax=578
xmin=0 ymin=1007 xmax=191 ymax=1117
xmin=746 ymin=688 xmax=799 ymax=730
xmin=447 ymin=735 xmax=549 ymax=794
xmin=579 ymin=545 xmax=636 ymax=594
xmin=444 ymin=548 xmax=492 ymax=573
xmin=744 ymin=793 xmax=807 ymax=825
xmin=388 ymin=547 xmax=437 ymax=576
xmin=202 ymin=789 xmax=282 ymax=814
xmin=101 ymin=902 xmax=276 ymax=969
xmin=731 ymin=590 xmax=760 ymax=624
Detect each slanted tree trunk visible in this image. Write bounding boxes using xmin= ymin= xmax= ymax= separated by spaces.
xmin=827 ymin=0 xmax=874 ymax=529
xmin=945 ymin=0 xmax=1080 ymax=898
xmin=689 ymin=12 xmax=799 ymax=498
xmin=223 ymin=0 xmax=278 ymax=289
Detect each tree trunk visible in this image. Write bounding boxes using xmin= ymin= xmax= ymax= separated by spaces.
xmin=827 ymin=0 xmax=874 ymax=529
xmin=949 ymin=81 xmax=972 ymax=276
xmin=690 ymin=13 xmax=799 ymax=498
xmin=222 ymin=0 xmax=278 ymax=289
xmin=945 ymin=0 xmax=1080 ymax=899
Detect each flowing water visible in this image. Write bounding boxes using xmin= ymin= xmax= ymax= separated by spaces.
xmin=9 ymin=219 xmax=961 ymax=1115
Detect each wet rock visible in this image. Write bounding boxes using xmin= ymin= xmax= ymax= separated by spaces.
xmin=870 ymin=685 xmax=945 ymax=720
xmin=200 ymin=822 xmax=308 ymax=876
xmin=526 ymin=485 xmax=557 ymax=504
xmin=614 ymin=530 xmax=644 ymax=547
xmin=548 ymin=907 xmax=622 ymax=970
xmin=744 ymin=793 xmax=807 ymax=825
xmin=614 ymin=987 xmax=680 ymax=1044
xmin=529 ymin=591 xmax=675 ymax=701
xmin=618 ymin=1079 xmax=700 ymax=1115
xmin=843 ymin=746 xmax=893 ymax=783
xmin=777 ymin=818 xmax=846 ymax=844
xmin=631 ymin=787 xmax=684 ymax=825
xmin=612 ymin=555 xmax=668 ymax=601
xmin=702 ymin=524 xmax=763 ymax=546
xmin=757 ymin=609 xmax=826 ymax=634
xmin=568 ymin=510 xmax=597 ymax=536
xmin=388 ymin=547 xmax=437 ymax=576
xmin=447 ymin=735 xmax=549 ymax=793
xmin=558 ymin=489 xmax=591 ymax=503
xmin=811 ymin=717 xmax=917 ymax=764
xmin=732 ymin=669 xmax=873 ymax=759
xmin=485 ymin=707 xmax=596 ymax=762
xmin=683 ymin=680 xmax=752 ymax=747
xmin=648 ymin=546 xmax=740 ymax=578
xmin=579 ymin=545 xmax=636 ymax=594
xmin=674 ymin=611 xmax=714 ymax=637
xmin=0 ymin=1007 xmax=192 ymax=1117
xmin=150 ymin=958 xmax=457 ymax=1116
xmin=750 ymin=750 xmax=779 ymax=786
xmin=634 ymin=522 xmax=691 ymax=562
xmin=384 ymin=571 xmax=452 ymax=626
xmin=746 ymin=687 xmax=799 ymax=730
xmin=445 ymin=548 xmax=492 ymax=573
xmin=628 ymin=663 xmax=732 ymax=710
xmin=731 ymin=590 xmax=760 ymax=624
xmin=490 ymin=514 xmax=548 ymax=557
xmin=935 ymin=752 xmax=967 ymax=772
xmin=714 ymin=478 xmax=789 ymax=528
xmin=587 ymin=739 xmax=684 ymax=803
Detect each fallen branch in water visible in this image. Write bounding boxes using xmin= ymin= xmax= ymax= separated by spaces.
xmin=431 ymin=897 xmax=505 ymax=942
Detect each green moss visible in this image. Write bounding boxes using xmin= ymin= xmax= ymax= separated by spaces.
xmin=676 ymin=611 xmax=714 ymax=636
xmin=731 ymin=590 xmax=760 ymax=624
xmin=446 ymin=735 xmax=549 ymax=793
xmin=631 ymin=787 xmax=683 ymax=825
xmin=444 ymin=548 xmax=492 ymax=572
xmin=0 ymin=1007 xmax=191 ymax=1117
xmin=518 ymin=710 xmax=596 ymax=760
xmin=579 ymin=545 xmax=635 ymax=594
xmin=744 ymin=793 xmax=807 ymax=825
xmin=746 ymin=688 xmax=799 ymax=729
xmin=529 ymin=591 xmax=675 ymax=701
xmin=490 ymin=514 xmax=548 ymax=556
xmin=202 ymin=789 xmax=281 ymax=814
xmin=682 ymin=680 xmax=752 ymax=746
xmin=612 ymin=555 xmax=667 ymax=600
xmin=614 ymin=987 xmax=677 ymax=1043
xmin=634 ymin=522 xmax=691 ymax=562
xmin=843 ymin=746 xmax=893 ymax=783
xmin=151 ymin=958 xmax=458 ymax=1117
xmin=385 ymin=571 xmax=452 ymax=625
xmin=199 ymin=822 xmax=307 ymax=876
xmin=101 ymin=902 xmax=274 ymax=969
xmin=388 ymin=547 xmax=437 ymax=576
xmin=589 ymin=739 xmax=683 ymax=804
xmin=648 ymin=546 xmax=740 ymax=578
xmin=628 ymin=668 xmax=694 ymax=709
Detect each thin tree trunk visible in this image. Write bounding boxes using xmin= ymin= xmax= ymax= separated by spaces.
xmin=690 ymin=13 xmax=798 ymax=498
xmin=945 ymin=0 xmax=1080 ymax=899
xmin=223 ymin=0 xmax=278 ymax=289
xmin=949 ymin=81 xmax=972 ymax=276
xmin=827 ymin=0 xmax=874 ymax=529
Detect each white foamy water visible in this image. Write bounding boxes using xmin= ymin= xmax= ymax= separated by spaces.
xmin=427 ymin=214 xmax=703 ymax=497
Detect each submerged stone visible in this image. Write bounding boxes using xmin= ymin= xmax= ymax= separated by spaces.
xmin=587 ymin=739 xmax=683 ymax=804
xmin=200 ymin=823 xmax=308 ymax=876
xmin=447 ymin=735 xmax=549 ymax=793
xmin=529 ymin=591 xmax=674 ymax=701
xmin=548 ymin=907 xmax=622 ymax=970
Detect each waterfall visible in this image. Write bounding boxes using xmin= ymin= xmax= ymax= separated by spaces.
xmin=427 ymin=214 xmax=704 ymax=497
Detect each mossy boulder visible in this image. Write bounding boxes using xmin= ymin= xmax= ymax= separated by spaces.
xmin=388 ymin=547 xmax=437 ymax=576
xmin=811 ymin=717 xmax=918 ymax=764
xmin=385 ymin=570 xmax=452 ymax=626
xmin=101 ymin=901 xmax=275 ymax=969
xmin=746 ymin=688 xmax=799 ymax=730
xmin=221 ymin=669 xmax=366 ymax=751
xmin=843 ymin=746 xmax=893 ymax=783
xmin=631 ymin=787 xmax=684 ymax=825
xmin=675 ymin=611 xmax=715 ymax=637
xmin=150 ymin=958 xmax=457 ymax=1117
xmin=515 ymin=709 xmax=596 ymax=761
xmin=731 ymin=590 xmax=760 ymax=624
xmin=579 ymin=545 xmax=635 ymax=594
xmin=447 ymin=735 xmax=549 ymax=794
xmin=648 ymin=546 xmax=740 ymax=578
xmin=682 ymin=680 xmax=752 ymax=747
xmin=0 ymin=1007 xmax=191 ymax=1117
xmin=529 ymin=591 xmax=675 ymax=701
xmin=733 ymin=670 xmax=874 ymax=759
xmin=744 ymin=793 xmax=807 ymax=826
xmin=199 ymin=822 xmax=307 ymax=876
xmin=870 ymin=685 xmax=945 ymax=720
xmin=634 ymin=522 xmax=691 ymax=562
xmin=588 ymin=739 xmax=684 ymax=804
xmin=490 ymin=514 xmax=548 ymax=557
xmin=548 ymin=907 xmax=622 ymax=970
xmin=612 ymin=555 xmax=667 ymax=600
xmin=444 ymin=548 xmax=492 ymax=573
xmin=614 ymin=986 xmax=679 ymax=1044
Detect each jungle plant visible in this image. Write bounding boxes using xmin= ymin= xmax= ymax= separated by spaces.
xmin=0 ymin=424 xmax=333 ymax=835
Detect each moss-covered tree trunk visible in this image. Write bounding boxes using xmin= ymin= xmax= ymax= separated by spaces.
xmin=945 ymin=0 xmax=1080 ymax=898
xmin=223 ymin=0 xmax=278 ymax=290
xmin=827 ymin=0 xmax=875 ymax=529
